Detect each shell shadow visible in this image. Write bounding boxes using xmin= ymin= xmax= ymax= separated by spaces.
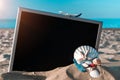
xmin=1 ymin=72 xmax=46 ymax=80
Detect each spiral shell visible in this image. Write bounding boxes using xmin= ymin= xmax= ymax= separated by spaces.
xmin=89 ymin=69 xmax=100 ymax=78
xmin=74 ymin=45 xmax=99 ymax=63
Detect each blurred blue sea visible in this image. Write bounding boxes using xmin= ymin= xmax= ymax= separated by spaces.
xmin=92 ymin=18 xmax=120 ymax=28
xmin=0 ymin=19 xmax=16 ymax=29
xmin=0 ymin=18 xmax=120 ymax=28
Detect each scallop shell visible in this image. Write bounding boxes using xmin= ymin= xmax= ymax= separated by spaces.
xmin=74 ymin=45 xmax=99 ymax=63
xmin=89 ymin=69 xmax=100 ymax=78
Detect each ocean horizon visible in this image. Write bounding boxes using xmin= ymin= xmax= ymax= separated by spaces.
xmin=0 ymin=18 xmax=120 ymax=29
xmin=0 ymin=19 xmax=15 ymax=29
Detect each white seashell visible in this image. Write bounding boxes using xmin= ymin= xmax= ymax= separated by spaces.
xmin=89 ymin=69 xmax=100 ymax=78
xmin=74 ymin=45 xmax=99 ymax=63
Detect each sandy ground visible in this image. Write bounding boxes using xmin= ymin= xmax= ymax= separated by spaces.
xmin=0 ymin=29 xmax=120 ymax=80
xmin=0 ymin=29 xmax=14 ymax=75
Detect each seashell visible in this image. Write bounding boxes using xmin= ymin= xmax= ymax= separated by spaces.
xmin=89 ymin=69 xmax=100 ymax=78
xmin=74 ymin=45 xmax=99 ymax=63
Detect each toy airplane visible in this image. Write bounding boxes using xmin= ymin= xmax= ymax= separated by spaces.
xmin=59 ymin=11 xmax=82 ymax=17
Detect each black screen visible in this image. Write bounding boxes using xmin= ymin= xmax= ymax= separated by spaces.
xmin=11 ymin=9 xmax=101 ymax=71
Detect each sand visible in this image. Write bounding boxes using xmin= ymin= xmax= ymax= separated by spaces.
xmin=0 ymin=65 xmax=115 ymax=80
xmin=0 ymin=29 xmax=120 ymax=80
xmin=0 ymin=29 xmax=14 ymax=75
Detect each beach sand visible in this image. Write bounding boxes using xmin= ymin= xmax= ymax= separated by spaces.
xmin=0 ymin=29 xmax=120 ymax=80
xmin=0 ymin=29 xmax=14 ymax=75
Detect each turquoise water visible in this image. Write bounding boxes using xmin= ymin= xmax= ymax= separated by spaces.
xmin=0 ymin=18 xmax=120 ymax=28
xmin=92 ymin=18 xmax=120 ymax=28
xmin=0 ymin=19 xmax=16 ymax=29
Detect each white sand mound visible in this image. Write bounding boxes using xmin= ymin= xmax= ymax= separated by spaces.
xmin=0 ymin=64 xmax=115 ymax=80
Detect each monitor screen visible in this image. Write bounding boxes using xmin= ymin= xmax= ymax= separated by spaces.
xmin=9 ymin=7 xmax=102 ymax=72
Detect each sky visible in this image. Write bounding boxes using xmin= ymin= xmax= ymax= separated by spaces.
xmin=0 ymin=0 xmax=120 ymax=19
